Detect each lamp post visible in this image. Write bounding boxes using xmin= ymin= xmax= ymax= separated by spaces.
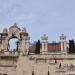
xmin=48 ymin=66 xmax=50 ymax=75
xmin=32 ymin=66 xmax=34 ymax=75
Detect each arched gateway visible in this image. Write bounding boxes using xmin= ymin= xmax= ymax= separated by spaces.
xmin=0 ymin=23 xmax=29 ymax=55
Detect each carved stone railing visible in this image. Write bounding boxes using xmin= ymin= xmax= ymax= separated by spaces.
xmin=0 ymin=51 xmax=19 ymax=56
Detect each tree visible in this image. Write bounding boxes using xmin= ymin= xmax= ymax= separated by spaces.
xmin=69 ymin=39 xmax=75 ymax=54
xmin=35 ymin=40 xmax=41 ymax=54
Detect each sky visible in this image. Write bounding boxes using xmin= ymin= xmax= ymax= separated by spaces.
xmin=0 ymin=0 xmax=75 ymax=43
xmin=9 ymin=38 xmax=18 ymax=50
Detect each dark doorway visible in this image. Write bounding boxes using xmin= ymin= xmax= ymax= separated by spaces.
xmin=3 ymin=74 xmax=7 ymax=75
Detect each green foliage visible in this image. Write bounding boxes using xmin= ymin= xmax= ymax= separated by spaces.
xmin=69 ymin=39 xmax=75 ymax=54
xmin=35 ymin=40 xmax=41 ymax=54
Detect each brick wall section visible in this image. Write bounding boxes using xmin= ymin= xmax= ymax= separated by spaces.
xmin=29 ymin=43 xmax=61 ymax=53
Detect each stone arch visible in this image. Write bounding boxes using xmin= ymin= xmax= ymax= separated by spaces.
xmin=8 ymin=35 xmax=19 ymax=51
xmin=0 ymin=23 xmax=29 ymax=54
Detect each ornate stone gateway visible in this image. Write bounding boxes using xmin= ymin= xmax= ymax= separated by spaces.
xmin=0 ymin=23 xmax=29 ymax=55
xmin=0 ymin=24 xmax=75 ymax=75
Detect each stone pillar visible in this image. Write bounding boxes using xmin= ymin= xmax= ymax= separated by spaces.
xmin=41 ymin=34 xmax=48 ymax=54
xmin=25 ymin=37 xmax=30 ymax=54
xmin=64 ymin=40 xmax=67 ymax=53
xmin=59 ymin=34 xmax=67 ymax=54
xmin=21 ymin=39 xmax=26 ymax=55
xmin=45 ymin=42 xmax=48 ymax=51
xmin=1 ymin=34 xmax=8 ymax=52
xmin=20 ymin=27 xmax=29 ymax=55
xmin=60 ymin=41 xmax=64 ymax=52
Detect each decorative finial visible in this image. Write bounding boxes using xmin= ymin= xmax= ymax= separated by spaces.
xmin=41 ymin=34 xmax=48 ymax=40
xmin=22 ymin=27 xmax=26 ymax=32
xmin=60 ymin=33 xmax=66 ymax=40
xmin=14 ymin=23 xmax=17 ymax=26
xmin=3 ymin=28 xmax=8 ymax=33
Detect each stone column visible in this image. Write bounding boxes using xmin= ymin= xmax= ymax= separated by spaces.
xmin=41 ymin=34 xmax=48 ymax=54
xmin=41 ymin=42 xmax=45 ymax=53
xmin=64 ymin=41 xmax=67 ymax=53
xmin=21 ymin=39 xmax=26 ymax=55
xmin=25 ymin=37 xmax=30 ymax=54
xmin=60 ymin=41 xmax=64 ymax=53
xmin=45 ymin=42 xmax=48 ymax=51
xmin=59 ymin=34 xmax=67 ymax=54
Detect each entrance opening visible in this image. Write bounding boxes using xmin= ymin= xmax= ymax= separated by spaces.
xmin=8 ymin=38 xmax=19 ymax=51
xmin=3 ymin=74 xmax=7 ymax=75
